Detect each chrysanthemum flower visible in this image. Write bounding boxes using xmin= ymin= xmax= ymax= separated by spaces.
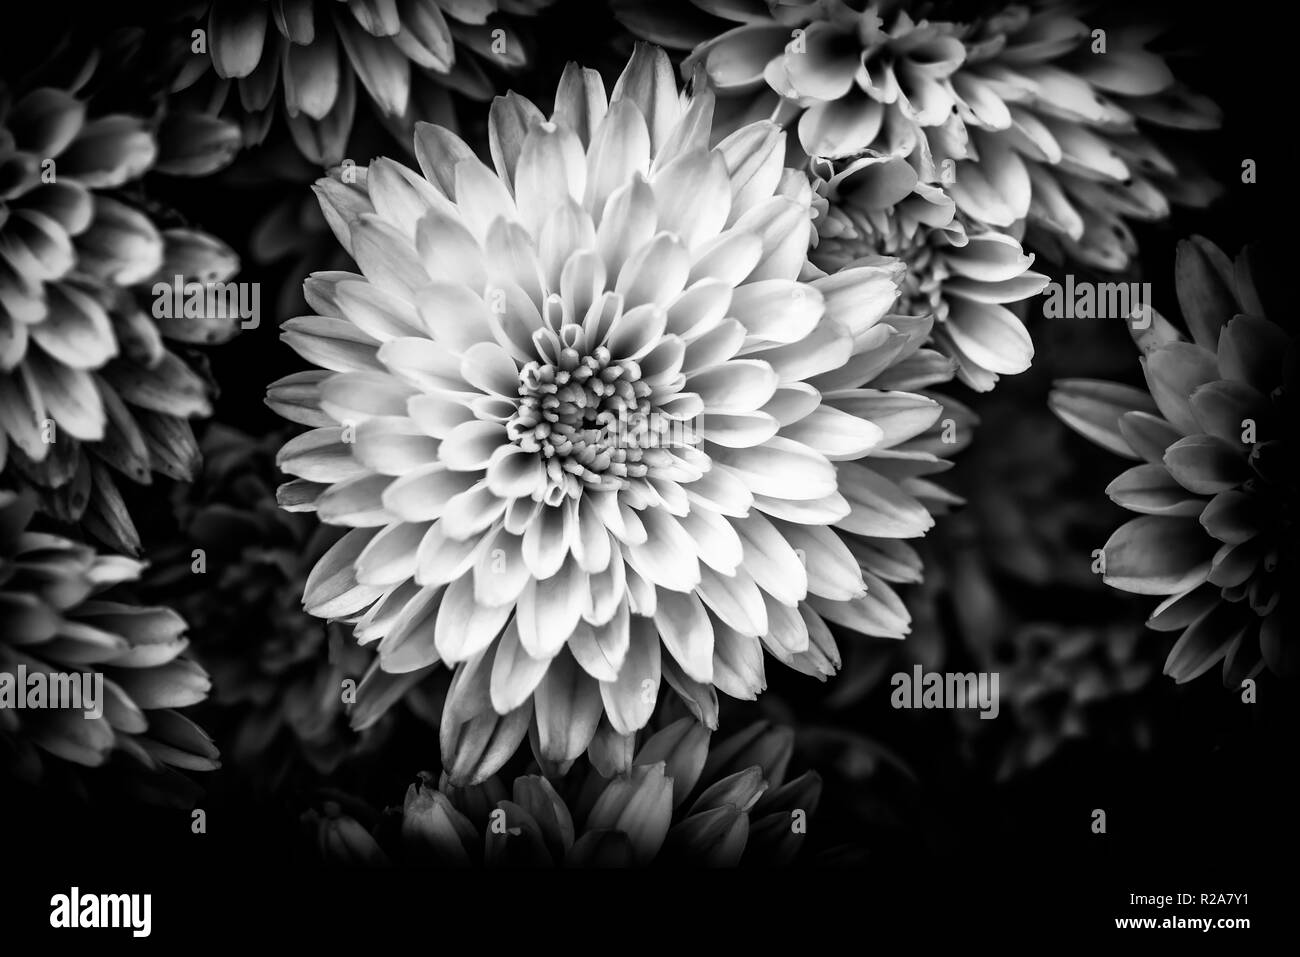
xmin=616 ymin=0 xmax=965 ymax=163
xmin=811 ymin=150 xmax=1047 ymax=391
xmin=172 ymin=0 xmax=551 ymax=166
xmin=937 ymin=3 xmax=1221 ymax=271
xmin=271 ymin=44 xmax=959 ymax=784
xmin=1 ymin=83 xmax=155 ymax=455
xmin=1051 ymin=237 xmax=1296 ymax=684
xmin=147 ymin=426 xmax=406 ymax=784
xmin=1 ymin=75 xmax=243 ymax=555
xmin=305 ymin=717 xmax=822 ymax=866
xmin=0 ymin=490 xmax=218 ymax=788
xmin=615 ymin=1 xmax=1219 ymax=271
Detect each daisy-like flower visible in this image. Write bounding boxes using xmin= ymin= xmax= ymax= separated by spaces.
xmin=170 ymin=0 xmax=552 ymax=166
xmin=305 ymin=717 xmax=822 ymax=866
xmin=146 ymin=426 xmax=405 ymax=785
xmin=1051 ymin=237 xmax=1296 ymax=684
xmin=811 ymin=150 xmax=1048 ymax=391
xmin=616 ymin=0 xmax=966 ymax=164
xmin=271 ymin=44 xmax=959 ymax=785
xmin=0 ymin=490 xmax=218 ymax=790
xmin=615 ymin=2 xmax=1219 ymax=271
xmin=1 ymin=82 xmax=155 ymax=457
xmin=936 ymin=3 xmax=1221 ymax=271
xmin=1 ymin=73 xmax=243 ymax=555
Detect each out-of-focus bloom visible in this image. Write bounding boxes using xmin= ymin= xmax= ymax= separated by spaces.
xmin=0 ymin=490 xmax=218 ymax=790
xmin=615 ymin=1 xmax=1219 ymax=271
xmin=170 ymin=0 xmax=552 ymax=166
xmin=304 ymin=717 xmax=822 ymax=866
xmin=271 ymin=44 xmax=962 ymax=784
xmin=1052 ymin=237 xmax=1296 ymax=684
xmin=146 ymin=426 xmax=409 ymax=785
xmin=964 ymin=619 xmax=1154 ymax=780
xmin=13 ymin=26 xmax=243 ymax=179
xmin=948 ymin=396 xmax=1118 ymax=595
xmin=247 ymin=147 xmax=360 ymax=320
xmin=811 ymin=151 xmax=1048 ymax=391
xmin=1 ymin=71 xmax=243 ymax=555
xmin=825 ymin=384 xmax=1148 ymax=730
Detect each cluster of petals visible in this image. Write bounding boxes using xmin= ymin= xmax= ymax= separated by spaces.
xmin=1052 ymin=238 xmax=1294 ymax=684
xmin=0 ymin=490 xmax=217 ymax=779
xmin=178 ymin=0 xmax=551 ymax=164
xmin=1 ymin=77 xmax=241 ymax=554
xmin=271 ymin=45 xmax=959 ymax=783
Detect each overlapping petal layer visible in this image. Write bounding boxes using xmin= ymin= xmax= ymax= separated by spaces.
xmin=173 ymin=0 xmax=553 ymax=165
xmin=146 ymin=426 xmax=419 ymax=784
xmin=304 ymin=717 xmax=824 ymax=866
xmin=1052 ymin=238 xmax=1296 ymax=684
xmin=0 ymin=490 xmax=218 ymax=792
xmin=272 ymin=45 xmax=960 ymax=784
xmin=811 ymin=150 xmax=1048 ymax=390
xmin=1 ymin=70 xmax=243 ymax=554
xmin=615 ymin=0 xmax=1219 ymax=273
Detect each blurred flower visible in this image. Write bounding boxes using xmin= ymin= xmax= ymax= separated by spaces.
xmin=304 ymin=717 xmax=824 ymax=866
xmin=169 ymin=0 xmax=552 ymax=166
xmin=0 ymin=489 xmax=218 ymax=793
xmin=146 ymin=426 xmax=410 ymax=786
xmin=948 ymin=395 xmax=1118 ymax=595
xmin=270 ymin=44 xmax=963 ymax=785
xmin=963 ymin=619 xmax=1154 ymax=781
xmin=615 ymin=1 xmax=1219 ymax=270
xmin=1 ymin=68 xmax=243 ymax=555
xmin=1051 ymin=237 xmax=1296 ymax=684
xmin=11 ymin=25 xmax=244 ymax=179
xmin=824 ymin=375 xmax=1141 ymax=723
xmin=244 ymin=138 xmax=364 ymax=319
xmin=811 ymin=150 xmax=1048 ymax=391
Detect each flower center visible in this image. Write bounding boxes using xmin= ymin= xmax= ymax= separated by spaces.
xmin=505 ymin=329 xmax=673 ymax=502
xmin=824 ymin=208 xmax=943 ymax=317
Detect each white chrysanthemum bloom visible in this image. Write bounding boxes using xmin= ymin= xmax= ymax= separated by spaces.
xmin=270 ymin=45 xmax=952 ymax=784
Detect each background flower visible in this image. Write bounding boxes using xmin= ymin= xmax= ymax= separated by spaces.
xmin=963 ymin=618 xmax=1155 ymax=781
xmin=614 ymin=1 xmax=1220 ymax=274
xmin=1 ymin=52 xmax=245 ymax=555
xmin=945 ymin=4 xmax=1221 ymax=271
xmin=303 ymin=716 xmax=829 ymax=866
xmin=166 ymin=0 xmax=553 ymax=167
xmin=811 ymin=150 xmax=1048 ymax=390
xmin=1051 ymin=236 xmax=1296 ymax=685
xmin=0 ymin=490 xmax=219 ymax=803
xmin=144 ymin=426 xmax=441 ymax=791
